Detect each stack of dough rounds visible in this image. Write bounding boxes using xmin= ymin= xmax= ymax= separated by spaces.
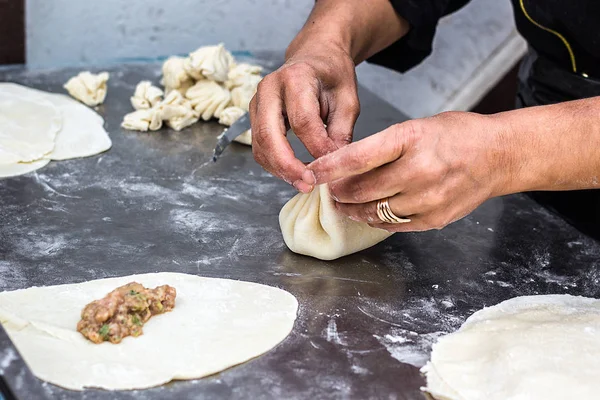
xmin=122 ymin=43 xmax=262 ymax=145
xmin=279 ymin=185 xmax=392 ymax=260
xmin=422 ymin=294 xmax=600 ymax=400
xmin=0 ymin=83 xmax=112 ymax=178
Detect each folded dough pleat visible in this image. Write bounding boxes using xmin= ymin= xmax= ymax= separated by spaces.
xmin=279 ymin=184 xmax=392 ymax=260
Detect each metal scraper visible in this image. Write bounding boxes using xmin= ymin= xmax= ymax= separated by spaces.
xmin=212 ymin=113 xmax=251 ymax=162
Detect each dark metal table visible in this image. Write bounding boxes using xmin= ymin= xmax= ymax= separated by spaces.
xmin=1 ymin=52 xmax=599 ymax=400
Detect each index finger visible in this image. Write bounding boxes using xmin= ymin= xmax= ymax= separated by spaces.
xmin=307 ymin=122 xmax=412 ymax=185
xmin=250 ymin=78 xmax=313 ymax=190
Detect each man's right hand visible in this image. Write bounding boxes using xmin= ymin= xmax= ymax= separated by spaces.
xmin=249 ymin=0 xmax=410 ymax=192
xmin=250 ymin=42 xmax=360 ymax=193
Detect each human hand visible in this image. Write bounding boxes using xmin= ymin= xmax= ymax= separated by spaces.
xmin=250 ymin=41 xmax=360 ymax=193
xmin=307 ymin=111 xmax=512 ymax=232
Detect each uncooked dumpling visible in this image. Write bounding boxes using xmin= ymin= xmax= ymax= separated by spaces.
xmin=121 ymin=109 xmax=162 ymax=132
xmin=422 ymin=294 xmax=600 ymax=400
xmin=64 ymin=71 xmax=109 ymax=106
xmin=279 ymin=185 xmax=392 ymax=260
xmin=184 ymin=44 xmax=234 ymax=83
xmin=130 ymin=81 xmax=164 ymax=110
xmin=186 ymin=80 xmax=231 ymax=121
xmin=0 ymin=272 xmax=298 ymax=391
xmin=161 ymin=56 xmax=194 ymax=95
xmin=231 ymin=74 xmax=261 ymax=111
xmin=226 ymin=63 xmax=263 ymax=89
xmin=158 ymin=91 xmax=199 ymax=131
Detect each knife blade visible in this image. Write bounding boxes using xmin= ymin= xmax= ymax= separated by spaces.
xmin=212 ymin=113 xmax=251 ymax=162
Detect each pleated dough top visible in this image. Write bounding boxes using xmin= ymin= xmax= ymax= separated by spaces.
xmin=279 ymin=185 xmax=392 ymax=260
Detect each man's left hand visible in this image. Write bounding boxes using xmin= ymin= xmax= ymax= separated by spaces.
xmin=307 ymin=111 xmax=513 ymax=232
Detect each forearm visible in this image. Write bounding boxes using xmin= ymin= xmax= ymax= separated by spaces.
xmin=495 ymin=96 xmax=600 ymax=194
xmin=286 ymin=0 xmax=410 ymax=64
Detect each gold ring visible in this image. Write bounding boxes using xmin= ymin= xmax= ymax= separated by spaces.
xmin=376 ymin=198 xmax=411 ymax=224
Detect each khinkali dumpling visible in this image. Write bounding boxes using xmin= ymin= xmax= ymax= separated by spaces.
xmin=121 ymin=109 xmax=162 ymax=132
xmin=186 ymin=81 xmax=231 ymax=121
xmin=184 ymin=44 xmax=234 ymax=83
xmin=64 ymin=71 xmax=109 ymax=107
xmin=158 ymin=91 xmax=199 ymax=131
xmin=130 ymin=81 xmax=164 ymax=110
xmin=279 ymin=185 xmax=392 ymax=260
xmin=226 ymin=63 xmax=263 ymax=89
xmin=231 ymin=74 xmax=261 ymax=111
xmin=161 ymin=56 xmax=194 ymax=95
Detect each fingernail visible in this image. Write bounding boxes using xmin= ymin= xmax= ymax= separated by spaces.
xmin=348 ymin=216 xmax=361 ymax=222
xmin=293 ymin=180 xmax=313 ymax=194
xmin=302 ymin=169 xmax=316 ymax=185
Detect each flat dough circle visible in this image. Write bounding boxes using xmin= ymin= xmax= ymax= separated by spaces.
xmin=0 ymin=159 xmax=51 ymax=178
xmin=0 ymin=91 xmax=61 ymax=164
xmin=422 ymin=294 xmax=600 ymax=400
xmin=0 ymin=83 xmax=112 ymax=162
xmin=279 ymin=184 xmax=392 ymax=260
xmin=0 ymin=272 xmax=298 ymax=390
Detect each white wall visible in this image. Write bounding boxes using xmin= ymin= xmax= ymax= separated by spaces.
xmin=26 ymin=0 xmax=312 ymax=67
xmin=26 ymin=0 xmax=523 ymax=118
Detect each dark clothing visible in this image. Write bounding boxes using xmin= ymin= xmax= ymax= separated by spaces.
xmin=516 ymin=49 xmax=600 ymax=239
xmin=369 ymin=0 xmax=600 ymax=238
xmin=370 ymin=0 xmax=600 ymax=78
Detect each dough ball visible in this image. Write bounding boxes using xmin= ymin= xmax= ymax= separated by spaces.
xmin=130 ymin=81 xmax=164 ymax=110
xmin=279 ymin=185 xmax=392 ymax=260
xmin=64 ymin=71 xmax=109 ymax=107
xmin=184 ymin=43 xmax=234 ymax=83
xmin=186 ymin=81 xmax=231 ymax=121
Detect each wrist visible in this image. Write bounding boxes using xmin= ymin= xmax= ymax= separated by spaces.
xmin=487 ymin=112 xmax=527 ymax=197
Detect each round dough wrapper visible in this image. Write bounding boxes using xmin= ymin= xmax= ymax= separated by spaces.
xmin=0 ymin=91 xmax=61 ymax=164
xmin=0 ymin=83 xmax=112 ymax=161
xmin=422 ymin=294 xmax=600 ymax=400
xmin=0 ymin=159 xmax=50 ymax=178
xmin=279 ymin=184 xmax=392 ymax=260
xmin=0 ymin=272 xmax=297 ymax=391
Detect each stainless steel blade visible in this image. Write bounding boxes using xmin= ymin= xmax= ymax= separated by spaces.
xmin=212 ymin=113 xmax=251 ymax=162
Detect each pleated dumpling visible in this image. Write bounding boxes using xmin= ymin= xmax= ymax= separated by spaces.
xmin=185 ymin=81 xmax=231 ymax=121
xmin=279 ymin=185 xmax=392 ymax=260
xmin=184 ymin=44 xmax=234 ymax=83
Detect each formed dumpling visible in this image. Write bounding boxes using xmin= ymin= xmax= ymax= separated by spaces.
xmin=184 ymin=44 xmax=234 ymax=83
xmin=130 ymin=81 xmax=164 ymax=110
xmin=231 ymin=74 xmax=261 ymax=111
xmin=121 ymin=109 xmax=162 ymax=132
xmin=186 ymin=81 xmax=231 ymax=121
xmin=158 ymin=91 xmax=199 ymax=131
xmin=279 ymin=185 xmax=392 ymax=260
xmin=226 ymin=63 xmax=263 ymax=89
xmin=218 ymin=106 xmax=245 ymax=126
xmin=161 ymin=56 xmax=194 ymax=95
xmin=64 ymin=71 xmax=109 ymax=107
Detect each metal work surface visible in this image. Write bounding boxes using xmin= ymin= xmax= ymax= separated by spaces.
xmin=1 ymin=54 xmax=600 ymax=399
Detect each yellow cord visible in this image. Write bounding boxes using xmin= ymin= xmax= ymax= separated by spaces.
xmin=519 ymin=0 xmax=577 ymax=73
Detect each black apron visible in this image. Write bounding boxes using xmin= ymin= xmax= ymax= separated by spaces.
xmin=517 ymin=49 xmax=600 ymax=239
